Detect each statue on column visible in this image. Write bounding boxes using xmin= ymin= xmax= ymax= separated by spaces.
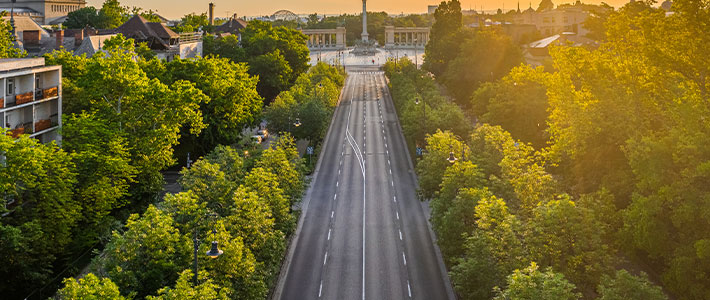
xmin=362 ymin=0 xmax=369 ymax=42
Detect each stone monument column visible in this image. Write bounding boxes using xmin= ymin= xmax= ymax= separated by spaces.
xmin=361 ymin=0 xmax=369 ymax=42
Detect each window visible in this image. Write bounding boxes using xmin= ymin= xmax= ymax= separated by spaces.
xmin=35 ymin=75 xmax=40 ymax=90
xmin=7 ymin=79 xmax=14 ymax=96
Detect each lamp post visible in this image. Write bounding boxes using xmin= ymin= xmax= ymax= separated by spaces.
xmin=447 ymin=144 xmax=458 ymax=164
xmin=415 ymin=94 xmax=426 ymax=145
xmin=413 ymin=37 xmax=418 ymax=69
xmin=193 ymin=213 xmax=223 ymax=286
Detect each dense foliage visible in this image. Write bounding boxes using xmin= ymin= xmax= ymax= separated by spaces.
xmin=0 ymin=31 xmax=274 ymax=298
xmin=204 ymin=20 xmax=310 ymax=102
xmin=263 ymin=62 xmax=346 ymax=143
xmin=383 ymin=58 xmax=470 ymax=186
xmin=423 ymin=0 xmax=523 ymax=105
xmin=59 ymin=137 xmax=306 ymax=299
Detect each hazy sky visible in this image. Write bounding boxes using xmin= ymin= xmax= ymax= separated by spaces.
xmin=85 ymin=0 xmax=631 ymax=20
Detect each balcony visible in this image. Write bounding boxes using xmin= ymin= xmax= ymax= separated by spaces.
xmin=9 ymin=127 xmax=24 ymax=138
xmin=15 ymin=92 xmax=33 ymax=105
xmin=42 ymin=86 xmax=58 ymax=99
xmin=34 ymin=119 xmax=51 ymax=132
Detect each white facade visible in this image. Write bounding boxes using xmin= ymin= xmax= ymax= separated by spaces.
xmin=0 ymin=58 xmax=62 ymax=144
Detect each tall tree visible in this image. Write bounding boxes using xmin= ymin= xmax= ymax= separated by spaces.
xmin=63 ymin=6 xmax=103 ymax=29
xmin=98 ymin=0 xmax=129 ymax=29
xmin=0 ymin=19 xmax=24 ymax=58
xmin=0 ymin=134 xmax=78 ymax=297
xmin=441 ymin=29 xmax=523 ymax=105
xmin=239 ymin=20 xmax=310 ymax=102
xmin=162 ymin=57 xmax=263 ymax=154
xmin=62 ymin=113 xmax=137 ymax=248
xmin=47 ymin=35 xmax=208 ymax=195
xmin=423 ymin=0 xmax=463 ymax=76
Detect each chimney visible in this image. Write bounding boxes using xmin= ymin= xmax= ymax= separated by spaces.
xmin=23 ymin=30 xmax=41 ymax=46
xmin=55 ymin=30 xmax=64 ymax=49
xmin=74 ymin=30 xmax=84 ymax=46
xmin=209 ymin=3 xmax=215 ymax=26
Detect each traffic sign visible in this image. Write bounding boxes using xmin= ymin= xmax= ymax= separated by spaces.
xmin=307 ymin=146 xmax=314 ymax=155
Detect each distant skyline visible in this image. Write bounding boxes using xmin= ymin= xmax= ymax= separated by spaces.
xmin=85 ymin=0 xmax=633 ymax=20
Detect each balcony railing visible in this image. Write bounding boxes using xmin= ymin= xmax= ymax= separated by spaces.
xmin=15 ymin=92 xmax=33 ymax=105
xmin=34 ymin=119 xmax=51 ymax=132
xmin=42 ymin=86 xmax=58 ymax=99
xmin=9 ymin=127 xmax=24 ymax=138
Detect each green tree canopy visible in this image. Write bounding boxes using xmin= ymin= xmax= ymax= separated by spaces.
xmin=597 ymin=270 xmax=667 ymax=300
xmin=63 ymin=6 xmax=103 ymax=29
xmin=494 ymin=262 xmax=581 ymax=300
xmin=58 ymin=273 xmax=126 ymax=300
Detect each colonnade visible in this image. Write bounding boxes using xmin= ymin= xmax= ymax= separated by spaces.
xmin=384 ymin=26 xmax=430 ymax=49
xmin=301 ymin=27 xmax=347 ymax=49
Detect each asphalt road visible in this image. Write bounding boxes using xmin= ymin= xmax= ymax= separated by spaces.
xmin=277 ymin=66 xmax=452 ymax=300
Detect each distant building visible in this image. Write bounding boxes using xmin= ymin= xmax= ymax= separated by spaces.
xmin=512 ymin=0 xmax=593 ymax=36
xmin=73 ymin=34 xmax=117 ymax=57
xmin=1 ymin=57 xmax=62 ymax=144
xmin=1 ymin=15 xmax=50 ymax=48
xmin=523 ymin=32 xmax=596 ymax=66
xmin=114 ymin=15 xmax=203 ymax=61
xmin=0 ymin=0 xmax=86 ymax=25
xmin=214 ymin=14 xmax=248 ymax=41
xmin=428 ymin=5 xmax=439 ymax=14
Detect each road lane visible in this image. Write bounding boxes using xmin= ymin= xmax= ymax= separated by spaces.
xmin=278 ymin=67 xmax=452 ymax=300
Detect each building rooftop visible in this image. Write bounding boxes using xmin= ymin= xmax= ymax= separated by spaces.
xmin=74 ymin=34 xmax=118 ymax=57
xmin=215 ymin=17 xmax=248 ymax=33
xmin=115 ymin=15 xmax=179 ymax=49
xmin=1 ymin=15 xmax=50 ymax=38
xmin=0 ymin=57 xmax=45 ymax=73
xmin=528 ymin=32 xmax=595 ymax=48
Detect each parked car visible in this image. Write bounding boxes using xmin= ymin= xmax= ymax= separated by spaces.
xmin=258 ymin=129 xmax=269 ymax=140
xmin=251 ymin=135 xmax=262 ymax=144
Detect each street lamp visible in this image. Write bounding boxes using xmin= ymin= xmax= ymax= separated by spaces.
xmin=415 ymin=95 xmax=426 ymax=144
xmin=413 ymin=37 xmax=418 ymax=69
xmin=447 ymin=144 xmax=457 ymax=164
xmin=193 ymin=213 xmax=223 ymax=286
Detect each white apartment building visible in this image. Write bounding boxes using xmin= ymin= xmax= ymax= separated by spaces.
xmin=1 ymin=58 xmax=61 ymax=144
